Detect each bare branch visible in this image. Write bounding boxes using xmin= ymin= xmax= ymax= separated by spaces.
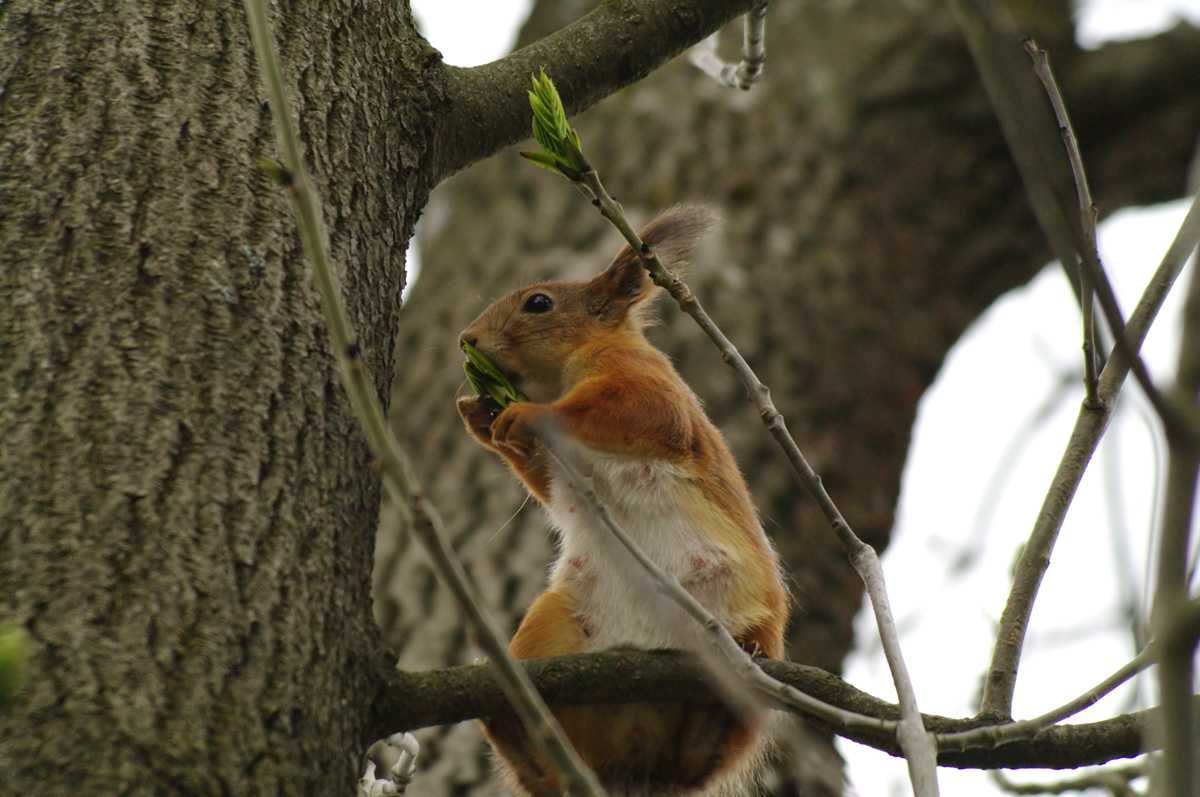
xmin=368 ymin=650 xmax=1197 ymax=770
xmin=1149 ymin=188 xmax=1200 ymax=796
xmin=993 ymin=762 xmax=1147 ymax=796
xmin=1023 ymin=39 xmax=1194 ymax=440
xmin=947 ymin=0 xmax=1087 ymax=313
xmin=432 ymin=0 xmax=757 ymax=180
xmin=1021 ymin=40 xmax=1102 ymax=406
xmin=688 ymin=0 xmax=768 ymax=90
xmin=984 ymin=190 xmax=1200 ymax=717
xmin=240 ymin=4 xmax=605 ymax=794
xmin=950 ymin=0 xmax=1200 ymax=715
xmin=940 ymin=644 xmax=1155 ymax=753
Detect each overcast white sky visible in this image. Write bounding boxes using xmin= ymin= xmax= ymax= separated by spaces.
xmin=408 ymin=2 xmax=1200 ymax=795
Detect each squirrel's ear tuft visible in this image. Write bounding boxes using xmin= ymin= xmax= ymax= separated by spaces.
xmin=636 ymin=205 xmax=718 ymax=279
xmin=601 ymin=205 xmax=718 ymax=307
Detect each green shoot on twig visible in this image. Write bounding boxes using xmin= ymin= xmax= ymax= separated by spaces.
xmin=520 ymin=69 xmax=588 ymax=180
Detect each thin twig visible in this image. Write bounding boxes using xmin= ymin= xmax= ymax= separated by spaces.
xmin=976 ymin=15 xmax=1200 ymax=712
xmin=947 ymin=0 xmax=1087 ymax=314
xmin=1021 ymin=40 xmax=1100 ymax=406
xmin=1023 ymin=39 xmax=1190 ymax=437
xmin=1081 ymin=276 xmax=1100 ymax=405
xmin=688 ymin=0 xmax=768 ymax=90
xmin=1149 ymin=192 xmax=1200 ymax=797
xmin=993 ymin=762 xmax=1147 ymax=796
xmin=983 ymin=192 xmax=1200 ymax=716
xmin=940 ymin=644 xmax=1156 ymax=753
xmin=574 ymin=169 xmax=938 ymax=796
xmin=240 ymin=3 xmax=605 ymax=794
xmin=536 ymin=429 xmax=897 ymax=740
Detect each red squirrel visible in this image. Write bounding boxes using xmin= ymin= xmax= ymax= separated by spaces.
xmin=457 ymin=207 xmax=789 ymax=796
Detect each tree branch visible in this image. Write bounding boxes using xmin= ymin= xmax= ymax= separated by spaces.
xmin=688 ymin=0 xmax=767 ymax=90
xmin=982 ymin=188 xmax=1200 ymax=717
xmin=947 ymin=0 xmax=1088 ymax=311
xmin=430 ymin=0 xmax=755 ymax=181
xmin=939 ymin=644 xmax=1155 ymax=754
xmin=1149 ymin=185 xmax=1200 ymax=797
xmin=1025 ymin=39 xmax=1195 ymax=441
xmin=993 ymin=762 xmax=1147 ymax=796
xmin=1022 ymin=40 xmax=1100 ymax=405
xmin=368 ymin=649 xmax=1195 ymax=770
xmin=947 ymin=0 xmax=1200 ymax=716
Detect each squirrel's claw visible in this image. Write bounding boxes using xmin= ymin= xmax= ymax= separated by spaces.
xmin=457 ymin=396 xmax=500 ymax=444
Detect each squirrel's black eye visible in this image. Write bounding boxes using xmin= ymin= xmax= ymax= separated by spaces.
xmin=522 ymin=293 xmax=553 ymax=314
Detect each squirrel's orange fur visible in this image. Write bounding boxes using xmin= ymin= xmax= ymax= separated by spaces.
xmin=457 ymin=207 xmax=788 ymax=796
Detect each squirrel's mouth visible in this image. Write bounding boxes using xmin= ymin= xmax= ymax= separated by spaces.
xmin=488 ymin=357 xmax=523 ymax=394
xmin=493 ymin=361 xmax=533 ymax=403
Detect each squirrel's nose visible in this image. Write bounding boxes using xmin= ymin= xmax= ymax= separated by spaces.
xmin=460 ymin=332 xmax=476 ymax=348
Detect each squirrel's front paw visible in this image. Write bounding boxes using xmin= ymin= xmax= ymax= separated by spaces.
xmin=457 ymin=396 xmax=500 ymax=444
xmin=491 ymin=403 xmax=544 ymax=458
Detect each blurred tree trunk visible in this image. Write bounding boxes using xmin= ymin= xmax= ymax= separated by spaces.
xmin=379 ymin=1 xmax=1200 ymax=794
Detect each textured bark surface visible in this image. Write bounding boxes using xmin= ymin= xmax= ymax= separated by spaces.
xmin=0 ymin=0 xmax=437 ymax=792
xmin=377 ymin=2 xmax=1200 ymax=794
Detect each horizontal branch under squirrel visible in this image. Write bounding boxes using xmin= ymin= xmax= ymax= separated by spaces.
xmin=369 ymin=649 xmax=1176 ymax=771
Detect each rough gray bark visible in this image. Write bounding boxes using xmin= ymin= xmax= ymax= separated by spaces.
xmin=0 ymin=0 xmax=431 ymax=791
xmin=377 ymin=1 xmax=1200 ymax=794
xmin=0 ymin=0 xmax=763 ymax=793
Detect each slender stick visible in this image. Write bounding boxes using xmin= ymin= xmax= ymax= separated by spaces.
xmin=1023 ymin=40 xmax=1191 ymax=437
xmin=1080 ymin=277 xmax=1100 ymax=406
xmin=1148 ymin=189 xmax=1200 ymax=797
xmin=982 ymin=191 xmax=1200 ymax=716
xmin=1020 ymin=41 xmax=1099 ymax=406
xmin=978 ymin=22 xmax=1200 ymax=709
xmin=240 ymin=4 xmax=605 ymax=794
xmin=940 ymin=644 xmax=1155 ymax=753
xmin=947 ymin=0 xmax=1086 ymax=312
xmin=992 ymin=763 xmax=1147 ymax=796
xmin=535 ymin=429 xmax=897 ymax=739
xmin=575 ymin=169 xmax=939 ymax=796
xmin=688 ymin=0 xmax=768 ymax=90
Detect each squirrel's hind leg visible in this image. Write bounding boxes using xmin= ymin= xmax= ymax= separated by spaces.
xmin=483 ymin=588 xmax=585 ymax=797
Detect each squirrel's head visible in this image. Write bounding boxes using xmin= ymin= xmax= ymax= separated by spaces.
xmin=459 ymin=205 xmax=715 ymax=404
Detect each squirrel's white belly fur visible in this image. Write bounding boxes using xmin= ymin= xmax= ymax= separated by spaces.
xmin=545 ymin=448 xmax=753 ymax=653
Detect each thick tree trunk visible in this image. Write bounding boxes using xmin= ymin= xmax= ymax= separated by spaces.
xmin=0 ymin=1 xmax=434 ymax=792
xmin=1 ymin=0 xmax=764 ymax=792
xmin=377 ymin=2 xmax=1200 ymax=794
